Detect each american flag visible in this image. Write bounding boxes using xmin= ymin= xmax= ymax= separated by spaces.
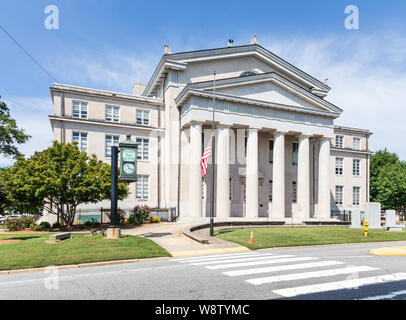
xmin=200 ymin=145 xmax=212 ymax=178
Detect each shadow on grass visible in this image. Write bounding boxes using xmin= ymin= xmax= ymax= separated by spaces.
xmin=7 ymin=236 xmax=42 ymax=241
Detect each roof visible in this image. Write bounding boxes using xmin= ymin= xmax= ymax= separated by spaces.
xmin=143 ymin=44 xmax=331 ymax=97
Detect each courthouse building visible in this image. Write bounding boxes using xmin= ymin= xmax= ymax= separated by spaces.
xmin=49 ymin=37 xmax=372 ymax=223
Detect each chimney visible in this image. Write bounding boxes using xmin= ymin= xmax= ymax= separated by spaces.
xmin=250 ymin=35 xmax=258 ymax=45
xmin=132 ymin=82 xmax=146 ymax=96
xmin=164 ymin=44 xmax=171 ymax=55
xmin=227 ymin=39 xmax=234 ymax=47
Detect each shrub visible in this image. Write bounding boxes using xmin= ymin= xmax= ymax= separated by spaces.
xmin=52 ymin=222 xmax=61 ymax=229
xmin=83 ymin=220 xmax=101 ymax=228
xmin=131 ymin=205 xmax=151 ymax=224
xmin=150 ymin=216 xmax=160 ymax=223
xmin=32 ymin=225 xmax=45 ymax=231
xmin=39 ymin=221 xmax=51 ymax=229
xmin=125 ymin=215 xmax=138 ymax=225
xmin=20 ymin=216 xmax=38 ymax=228
xmin=5 ymin=218 xmax=25 ymax=231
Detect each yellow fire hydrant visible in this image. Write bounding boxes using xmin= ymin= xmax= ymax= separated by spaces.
xmin=363 ymin=220 xmax=369 ymax=237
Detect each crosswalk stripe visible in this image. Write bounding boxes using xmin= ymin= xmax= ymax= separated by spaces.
xmin=247 ymin=266 xmax=379 ymax=285
xmin=223 ymin=260 xmax=345 ymax=277
xmin=206 ymin=257 xmax=318 ymax=270
xmin=273 ymin=273 xmax=406 ymax=298
xmin=359 ymin=290 xmax=406 ymax=300
xmin=190 ymin=254 xmax=290 ymax=266
xmin=171 ymin=252 xmax=272 ymax=263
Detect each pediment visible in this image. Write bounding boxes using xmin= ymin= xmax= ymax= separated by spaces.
xmin=216 ymin=81 xmax=326 ymax=112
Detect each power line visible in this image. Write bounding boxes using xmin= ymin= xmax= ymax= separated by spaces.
xmin=0 ymin=24 xmax=59 ymax=83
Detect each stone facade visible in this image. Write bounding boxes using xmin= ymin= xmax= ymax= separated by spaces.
xmin=49 ymin=41 xmax=372 ymax=222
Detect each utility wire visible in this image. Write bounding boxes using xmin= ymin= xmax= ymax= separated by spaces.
xmin=0 ymin=24 xmax=59 ymax=83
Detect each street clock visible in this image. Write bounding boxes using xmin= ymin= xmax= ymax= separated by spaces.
xmin=118 ymin=135 xmax=138 ymax=182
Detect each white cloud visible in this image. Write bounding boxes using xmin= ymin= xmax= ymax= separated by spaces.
xmin=49 ymin=50 xmax=159 ymax=93
xmin=259 ymin=32 xmax=406 ymax=159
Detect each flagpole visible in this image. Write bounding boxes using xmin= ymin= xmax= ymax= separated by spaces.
xmin=210 ymin=71 xmax=216 ymax=237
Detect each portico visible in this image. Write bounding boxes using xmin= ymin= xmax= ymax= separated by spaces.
xmin=184 ymin=120 xmax=333 ymax=222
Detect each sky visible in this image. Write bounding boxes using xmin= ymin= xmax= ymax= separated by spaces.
xmin=0 ymin=0 xmax=406 ymax=166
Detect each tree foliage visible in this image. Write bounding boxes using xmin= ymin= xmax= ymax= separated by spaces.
xmin=370 ymin=149 xmax=406 ymax=214
xmin=0 ymin=98 xmax=30 ymax=159
xmin=6 ymin=141 xmax=129 ymax=227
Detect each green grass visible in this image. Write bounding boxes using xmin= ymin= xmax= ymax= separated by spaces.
xmin=215 ymin=227 xmax=406 ymax=250
xmin=0 ymin=233 xmax=170 ymax=270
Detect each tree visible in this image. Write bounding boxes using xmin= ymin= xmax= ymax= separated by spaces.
xmin=370 ymin=149 xmax=406 ymax=214
xmin=0 ymin=167 xmax=12 ymax=215
xmin=373 ymin=161 xmax=406 ymax=214
xmin=7 ymin=141 xmax=129 ymax=227
xmin=370 ymin=149 xmax=400 ymax=202
xmin=0 ymin=98 xmax=30 ymax=159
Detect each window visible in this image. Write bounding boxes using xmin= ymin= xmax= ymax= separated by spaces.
xmin=136 ymin=138 xmax=149 ymax=160
xmin=269 ymin=140 xmax=274 ymax=163
xmin=353 ymin=159 xmax=360 ymax=176
xmin=72 ymin=132 xmax=87 ymax=152
xmin=105 ymin=135 xmax=119 ymax=157
xmin=353 ymin=187 xmax=360 ymax=206
xmin=105 ymin=105 xmax=120 ymax=122
xmin=336 ymin=135 xmax=344 ymax=148
xmin=269 ymin=180 xmax=273 ymax=202
xmin=72 ymin=101 xmax=88 ymax=119
xmin=229 ymin=178 xmax=233 ymax=201
xmin=244 ymin=136 xmax=247 ymax=157
xmin=292 ymin=142 xmax=298 ymax=165
xmin=353 ymin=137 xmax=361 ymax=150
xmin=335 ymin=157 xmax=344 ymax=175
xmin=292 ymin=181 xmax=297 ymax=203
xmin=136 ymin=175 xmax=149 ymax=199
xmin=335 ymin=186 xmax=343 ymax=205
xmin=136 ymin=110 xmax=150 ymax=126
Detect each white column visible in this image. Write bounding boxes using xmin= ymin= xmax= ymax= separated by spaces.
xmin=272 ymin=131 xmax=286 ymax=219
xmin=246 ymin=128 xmax=259 ymax=218
xmin=297 ymin=135 xmax=310 ymax=220
xmin=189 ymin=122 xmax=202 ymax=217
xmin=318 ymin=137 xmax=331 ymax=219
xmin=216 ymin=126 xmax=230 ymax=218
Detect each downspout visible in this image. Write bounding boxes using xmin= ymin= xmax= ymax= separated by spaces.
xmin=157 ymin=74 xmax=167 ymax=209
xmin=177 ymin=100 xmax=182 ymax=221
xmin=366 ymin=134 xmax=369 ymax=203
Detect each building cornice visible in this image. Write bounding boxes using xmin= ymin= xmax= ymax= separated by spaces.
xmin=49 ymin=115 xmax=164 ymax=132
xmin=334 ymin=125 xmax=372 ymax=136
xmin=176 ymin=88 xmax=340 ymax=119
xmin=331 ymin=147 xmax=374 ymax=155
xmin=51 ymin=83 xmax=164 ymax=107
xmin=177 ymin=72 xmax=342 ymax=115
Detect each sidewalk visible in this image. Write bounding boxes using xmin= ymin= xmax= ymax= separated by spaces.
xmin=122 ymin=222 xmax=248 ymax=257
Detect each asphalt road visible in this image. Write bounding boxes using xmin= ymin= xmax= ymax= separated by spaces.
xmin=1 ymin=241 xmax=406 ymax=300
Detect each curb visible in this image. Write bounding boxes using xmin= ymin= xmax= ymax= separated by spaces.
xmin=254 ymin=240 xmax=406 ymax=252
xmin=0 ymin=256 xmax=170 ymax=276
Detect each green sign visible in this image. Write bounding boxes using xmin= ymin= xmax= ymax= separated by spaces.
xmin=122 ymin=149 xmax=136 ymax=162
xmin=119 ymin=137 xmax=138 ymax=182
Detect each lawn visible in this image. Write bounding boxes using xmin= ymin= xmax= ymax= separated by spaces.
xmin=0 ymin=233 xmax=170 ymax=270
xmin=215 ymin=227 xmax=406 ymax=250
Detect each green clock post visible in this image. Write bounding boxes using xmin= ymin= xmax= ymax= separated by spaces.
xmin=107 ymin=134 xmax=138 ymax=239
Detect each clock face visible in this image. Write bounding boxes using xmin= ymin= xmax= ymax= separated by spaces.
xmin=122 ymin=162 xmax=135 ymax=175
